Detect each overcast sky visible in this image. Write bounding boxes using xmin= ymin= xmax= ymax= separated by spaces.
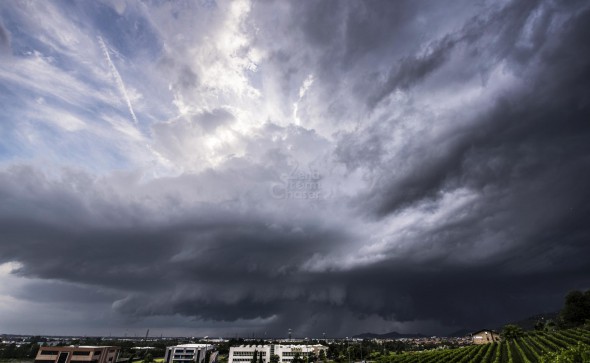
xmin=0 ymin=0 xmax=589 ymax=338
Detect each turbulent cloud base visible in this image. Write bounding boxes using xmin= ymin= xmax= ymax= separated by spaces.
xmin=0 ymin=0 xmax=589 ymax=337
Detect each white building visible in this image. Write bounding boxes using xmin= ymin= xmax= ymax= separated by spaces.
xmin=164 ymin=344 xmax=215 ymax=363
xmin=229 ymin=345 xmax=327 ymax=363
xmin=471 ymin=330 xmax=500 ymax=345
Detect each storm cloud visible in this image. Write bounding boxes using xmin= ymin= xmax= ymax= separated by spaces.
xmin=0 ymin=0 xmax=589 ymax=337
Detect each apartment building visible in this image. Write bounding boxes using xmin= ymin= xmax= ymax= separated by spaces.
xmin=164 ymin=344 xmax=215 ymax=363
xmin=229 ymin=344 xmax=327 ymax=363
xmin=34 ymin=346 xmax=120 ymax=363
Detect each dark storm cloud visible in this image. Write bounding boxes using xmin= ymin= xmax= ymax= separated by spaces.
xmin=251 ymin=0 xmax=481 ymax=126
xmin=365 ymin=0 xmax=547 ymax=109
xmin=12 ymin=280 xmax=121 ymax=305
xmin=291 ymin=0 xmax=474 ymax=66
xmin=340 ymin=0 xmax=590 ymax=215
xmin=367 ymin=35 xmax=456 ymax=108
xmin=0 ymin=164 xmax=352 ymax=334
xmin=331 ymin=0 xmax=590 ymax=329
xmin=339 ymin=260 xmax=590 ymax=329
xmin=2 ymin=0 xmax=590 ymax=337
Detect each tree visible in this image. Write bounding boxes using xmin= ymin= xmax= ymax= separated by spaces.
xmin=544 ymin=319 xmax=557 ymax=332
xmin=270 ymin=355 xmax=280 ymax=363
xmin=327 ymin=345 xmax=338 ymax=360
xmin=501 ymin=324 xmax=524 ymax=340
xmin=258 ymin=351 xmax=264 ymax=363
xmin=318 ymin=350 xmax=326 ymax=363
xmin=535 ymin=318 xmax=545 ymax=331
xmin=292 ymin=352 xmax=304 ymax=363
xmin=29 ymin=344 xmax=41 ymax=359
xmin=535 ymin=318 xmax=557 ymax=332
xmin=250 ymin=350 xmax=258 ymax=363
xmin=2 ymin=344 xmax=16 ymax=359
xmin=560 ymin=290 xmax=590 ymax=328
xmin=144 ymin=353 xmax=153 ymax=363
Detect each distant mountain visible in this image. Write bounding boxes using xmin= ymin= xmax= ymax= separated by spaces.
xmin=354 ymin=312 xmax=561 ymax=340
xmin=352 ymin=331 xmax=427 ymax=339
xmin=444 ymin=312 xmax=561 ymax=338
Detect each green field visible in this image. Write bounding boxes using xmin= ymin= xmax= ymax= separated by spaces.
xmin=380 ymin=328 xmax=590 ymax=363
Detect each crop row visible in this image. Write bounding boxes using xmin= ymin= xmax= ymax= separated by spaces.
xmin=381 ymin=328 xmax=590 ymax=363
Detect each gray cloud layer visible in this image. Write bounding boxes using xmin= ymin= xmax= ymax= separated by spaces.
xmin=0 ymin=0 xmax=589 ymax=337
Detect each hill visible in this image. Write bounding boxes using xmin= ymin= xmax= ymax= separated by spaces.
xmin=497 ymin=311 xmax=559 ymax=331
xmin=381 ymin=327 xmax=590 ymax=363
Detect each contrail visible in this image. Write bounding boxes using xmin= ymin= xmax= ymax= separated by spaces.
xmin=98 ymin=36 xmax=138 ymax=125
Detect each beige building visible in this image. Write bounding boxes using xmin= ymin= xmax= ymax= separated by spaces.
xmin=35 ymin=346 xmax=120 ymax=363
xmin=471 ymin=330 xmax=500 ymax=344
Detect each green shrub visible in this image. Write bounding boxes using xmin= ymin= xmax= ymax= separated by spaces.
xmin=541 ymin=342 xmax=590 ymax=363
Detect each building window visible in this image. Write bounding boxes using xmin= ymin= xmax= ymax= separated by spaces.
xmin=57 ymin=352 xmax=69 ymax=363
